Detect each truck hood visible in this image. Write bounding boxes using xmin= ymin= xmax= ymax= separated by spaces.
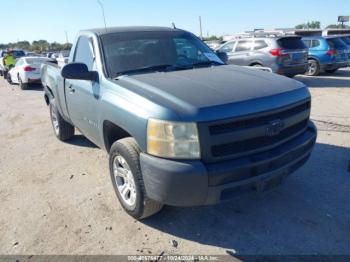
xmin=114 ymin=65 xmax=310 ymax=121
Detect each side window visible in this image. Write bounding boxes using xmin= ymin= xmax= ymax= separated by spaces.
xmin=235 ymin=40 xmax=253 ymax=52
xmin=74 ymin=36 xmax=95 ymax=70
xmin=311 ymin=40 xmax=320 ymax=48
xmin=174 ymin=38 xmax=208 ymax=62
xmin=303 ymin=40 xmax=311 ymax=48
xmin=254 ymin=40 xmax=268 ymax=50
xmin=219 ymin=42 xmax=235 ymax=53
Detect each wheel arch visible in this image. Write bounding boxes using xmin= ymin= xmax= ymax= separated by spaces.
xmin=103 ymin=120 xmax=134 ymax=153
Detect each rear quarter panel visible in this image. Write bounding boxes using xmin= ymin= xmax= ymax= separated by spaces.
xmin=41 ymin=63 xmax=70 ymax=119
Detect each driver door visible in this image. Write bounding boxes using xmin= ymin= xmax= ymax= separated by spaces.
xmin=65 ymin=36 xmax=101 ymax=145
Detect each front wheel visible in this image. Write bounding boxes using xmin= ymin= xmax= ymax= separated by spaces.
xmin=49 ymin=100 xmax=75 ymax=141
xmin=109 ymin=138 xmax=163 ymax=220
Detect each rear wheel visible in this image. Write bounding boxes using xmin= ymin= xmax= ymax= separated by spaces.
xmin=6 ymin=73 xmax=12 ymax=84
xmin=109 ymin=138 xmax=163 ymax=220
xmin=49 ymin=100 xmax=75 ymax=141
xmin=305 ymin=59 xmax=320 ymax=76
xmin=18 ymin=76 xmax=28 ymax=90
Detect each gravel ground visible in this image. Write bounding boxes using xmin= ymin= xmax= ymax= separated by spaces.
xmin=0 ymin=69 xmax=349 ymax=256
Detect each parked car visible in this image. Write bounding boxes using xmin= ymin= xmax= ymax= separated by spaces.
xmin=41 ymin=26 xmax=317 ymax=220
xmin=0 ymin=49 xmax=26 ymax=77
xmin=302 ymin=36 xmax=349 ymax=76
xmin=7 ymin=56 xmax=54 ymax=89
xmin=216 ymin=36 xmax=309 ymax=77
xmin=338 ymin=35 xmax=350 ymax=63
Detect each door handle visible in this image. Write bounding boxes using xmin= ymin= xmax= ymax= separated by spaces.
xmin=68 ymin=85 xmax=75 ymax=93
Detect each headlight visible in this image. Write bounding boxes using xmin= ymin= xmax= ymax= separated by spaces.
xmin=147 ymin=119 xmax=200 ymax=159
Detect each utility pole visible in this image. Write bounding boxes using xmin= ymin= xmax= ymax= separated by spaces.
xmin=199 ymin=16 xmax=203 ymax=39
xmin=65 ymin=31 xmax=69 ymax=44
xmin=97 ymin=0 xmax=107 ymax=31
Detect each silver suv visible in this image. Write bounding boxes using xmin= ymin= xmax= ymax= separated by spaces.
xmin=217 ymin=36 xmax=308 ymax=77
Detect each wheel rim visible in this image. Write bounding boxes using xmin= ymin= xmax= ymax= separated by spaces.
xmin=308 ymin=61 xmax=317 ymax=75
xmin=50 ymin=106 xmax=60 ymax=135
xmin=113 ymin=155 xmax=137 ymax=208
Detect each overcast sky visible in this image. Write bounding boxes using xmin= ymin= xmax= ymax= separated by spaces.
xmin=1 ymin=0 xmax=349 ymax=43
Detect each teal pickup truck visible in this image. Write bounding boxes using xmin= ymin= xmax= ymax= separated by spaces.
xmin=41 ymin=26 xmax=317 ymax=220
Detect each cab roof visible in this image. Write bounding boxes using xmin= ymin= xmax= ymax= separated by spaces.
xmin=84 ymin=26 xmax=184 ymax=36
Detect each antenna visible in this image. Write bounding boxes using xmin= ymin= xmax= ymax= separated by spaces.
xmin=172 ymin=22 xmax=177 ymax=29
xmin=97 ymin=0 xmax=107 ymax=32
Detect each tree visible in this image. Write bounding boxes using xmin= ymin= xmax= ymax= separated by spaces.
xmin=202 ymin=35 xmax=223 ymax=41
xmin=0 ymin=40 xmax=72 ymax=52
xmin=30 ymin=40 xmax=50 ymax=52
xmin=326 ymin=24 xmax=350 ymax=29
xmin=295 ymin=21 xmax=321 ymax=29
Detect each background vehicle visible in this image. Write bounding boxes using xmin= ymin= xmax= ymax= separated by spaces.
xmin=0 ymin=49 xmax=25 ymax=77
xmin=216 ymin=36 xmax=308 ymax=77
xmin=8 ymin=56 xmax=54 ymax=89
xmin=302 ymin=36 xmax=349 ymax=76
xmin=338 ymin=35 xmax=350 ymax=64
xmin=41 ymin=26 xmax=317 ymax=220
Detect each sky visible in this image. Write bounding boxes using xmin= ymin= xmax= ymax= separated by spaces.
xmin=1 ymin=0 xmax=349 ymax=44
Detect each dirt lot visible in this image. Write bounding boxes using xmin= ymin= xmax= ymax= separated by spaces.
xmin=0 ymin=69 xmax=349 ymax=256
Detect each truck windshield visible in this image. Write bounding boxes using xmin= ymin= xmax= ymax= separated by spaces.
xmin=100 ymin=31 xmax=224 ymax=77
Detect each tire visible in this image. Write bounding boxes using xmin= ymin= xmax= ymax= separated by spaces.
xmin=3 ymin=70 xmax=8 ymax=79
xmin=325 ymin=69 xmax=338 ymax=74
xmin=6 ymin=73 xmax=12 ymax=84
xmin=109 ymin=138 xmax=163 ymax=220
xmin=305 ymin=59 xmax=320 ymax=76
xmin=49 ymin=100 xmax=75 ymax=141
xmin=0 ymin=70 xmax=3 ymax=76
xmin=18 ymin=76 xmax=28 ymax=90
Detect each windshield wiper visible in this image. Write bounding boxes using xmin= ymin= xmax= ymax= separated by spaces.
xmin=115 ymin=64 xmax=173 ymax=77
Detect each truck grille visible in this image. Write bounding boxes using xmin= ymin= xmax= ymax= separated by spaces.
xmin=198 ymin=100 xmax=311 ymax=163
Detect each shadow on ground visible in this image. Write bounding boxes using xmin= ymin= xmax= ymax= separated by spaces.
xmin=296 ymin=69 xmax=350 ymax=88
xmin=144 ymin=143 xmax=350 ymax=255
xmin=9 ymin=83 xmax=43 ymax=91
xmin=65 ymin=134 xmax=97 ymax=148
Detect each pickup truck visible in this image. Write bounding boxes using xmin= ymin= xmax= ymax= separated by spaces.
xmin=41 ymin=26 xmax=317 ymax=220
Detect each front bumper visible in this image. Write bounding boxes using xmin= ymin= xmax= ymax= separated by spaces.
xmin=140 ymin=121 xmax=317 ymax=207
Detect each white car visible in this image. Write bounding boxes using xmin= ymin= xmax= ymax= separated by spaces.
xmin=7 ymin=57 xmax=54 ymax=89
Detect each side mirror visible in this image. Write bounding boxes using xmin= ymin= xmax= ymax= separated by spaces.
xmin=61 ymin=63 xmax=98 ymax=81
xmin=215 ymin=50 xmax=228 ymax=64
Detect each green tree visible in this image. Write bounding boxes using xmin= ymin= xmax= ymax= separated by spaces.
xmin=326 ymin=24 xmax=350 ymax=29
xmin=30 ymin=40 xmax=50 ymax=52
xmin=295 ymin=21 xmax=321 ymax=29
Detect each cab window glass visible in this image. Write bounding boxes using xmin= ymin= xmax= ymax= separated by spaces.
xmin=74 ymin=37 xmax=95 ymax=70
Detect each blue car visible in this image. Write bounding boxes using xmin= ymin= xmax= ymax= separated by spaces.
xmin=302 ymin=36 xmax=349 ymax=76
